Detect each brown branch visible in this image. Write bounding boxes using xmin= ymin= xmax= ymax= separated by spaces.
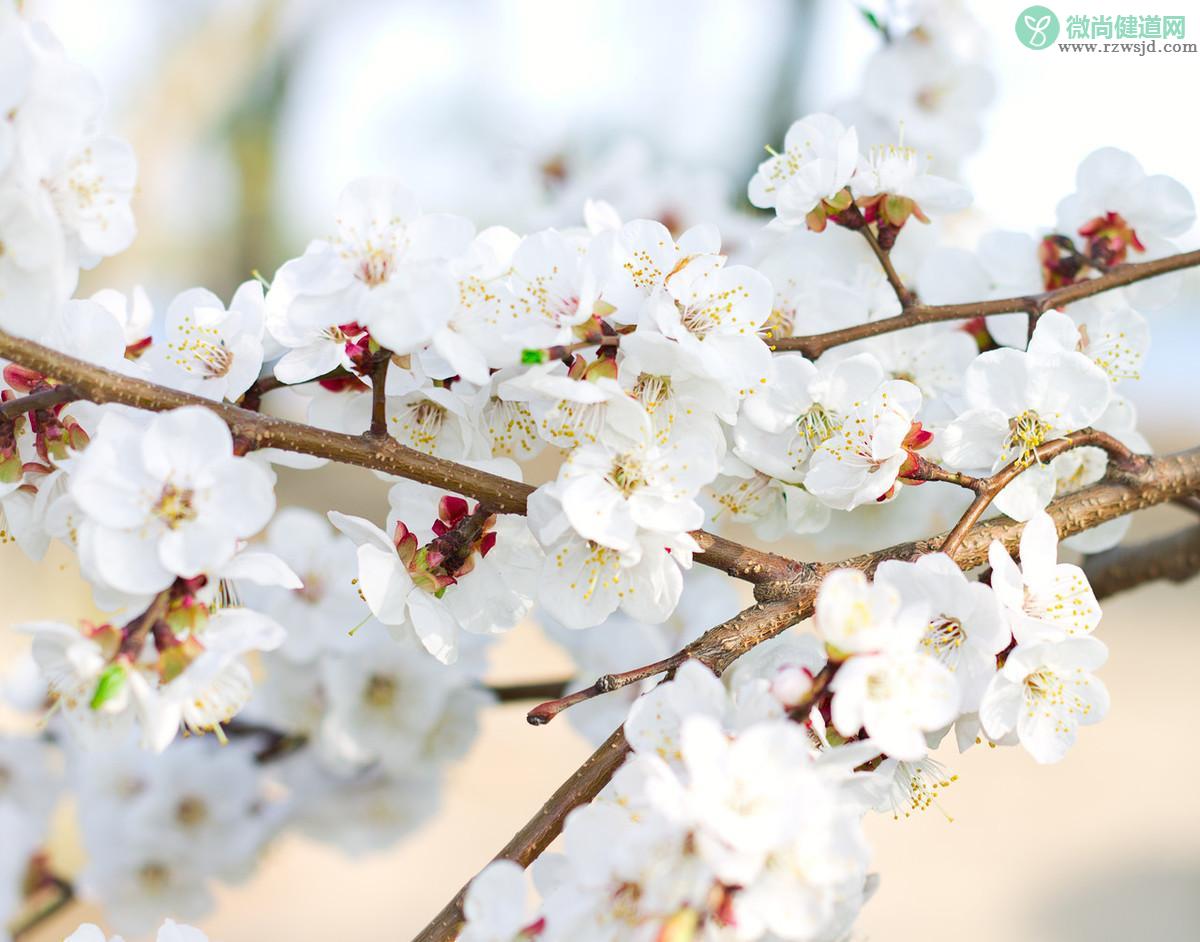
xmin=238 ymin=366 xmax=351 ymax=411
xmin=117 ymin=590 xmax=171 ymax=659
xmin=412 ymin=597 xmax=802 ymax=942
xmin=368 ymin=351 xmax=391 ymax=438
xmin=526 ymin=653 xmax=683 ymax=726
xmin=1084 ymin=523 xmax=1200 ymax=599
xmin=412 ymin=446 xmax=1200 ymax=942
xmin=937 ymin=428 xmax=1147 ymax=559
xmin=1175 ymin=495 xmax=1200 ymax=516
xmin=770 ymin=248 xmax=1200 ymax=357
xmin=860 ymin=224 xmax=914 ymax=308
xmin=11 ymin=875 xmax=74 ymax=940
xmin=0 ymin=385 xmax=75 ymax=420
xmin=0 ymin=330 xmax=799 ymax=586
xmin=412 ymin=728 xmax=634 ymax=942
xmin=786 ymin=659 xmax=839 ymax=724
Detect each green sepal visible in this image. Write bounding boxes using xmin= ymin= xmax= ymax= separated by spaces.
xmin=90 ymin=663 xmax=127 ymax=710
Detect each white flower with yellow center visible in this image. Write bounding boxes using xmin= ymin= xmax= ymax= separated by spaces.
xmin=496 ymin=227 xmax=606 ymax=351
xmin=265 ymin=176 xmax=472 ymax=368
xmin=69 ymin=407 xmax=276 ymax=595
xmin=45 ymin=133 xmax=137 ymax=268
xmin=648 ymin=253 xmax=774 ymax=403
xmin=851 ymin=140 xmax=971 ymax=217
xmin=980 ymin=636 xmax=1110 ymax=764
xmin=816 ymin=568 xmax=959 ymax=760
xmin=599 ymin=217 xmax=721 ymax=325
xmin=987 ymin=510 xmax=1102 ymax=645
xmin=735 ymin=352 xmax=886 ymax=485
xmin=747 ymin=113 xmax=860 ymax=227
xmin=149 ymin=282 xmax=266 ymax=402
xmin=874 ymin=552 xmax=1009 ymax=711
xmin=527 ymin=402 xmax=717 ymax=629
xmin=942 ymin=313 xmax=1111 ymax=519
xmin=805 ymin=378 xmax=923 ymax=510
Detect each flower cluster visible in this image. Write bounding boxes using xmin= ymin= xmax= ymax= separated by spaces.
xmin=462 ymin=512 xmax=1112 ymax=940
xmin=0 ymin=2 xmax=1191 ymax=939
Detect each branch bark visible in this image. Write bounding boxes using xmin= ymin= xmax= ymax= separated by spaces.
xmin=769 ymin=248 xmax=1200 ymax=357
xmin=0 ymin=385 xmax=75 ymax=419
xmin=1084 ymin=523 xmax=1200 ymax=599
xmin=0 ymin=330 xmax=796 ymax=585
xmin=413 ymin=445 xmax=1200 ymax=942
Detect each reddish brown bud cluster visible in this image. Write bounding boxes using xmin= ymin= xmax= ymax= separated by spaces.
xmin=391 ymin=496 xmax=499 ymax=596
xmin=890 ymin=421 xmax=936 ymax=501
xmin=1078 ymin=211 xmax=1144 ymax=268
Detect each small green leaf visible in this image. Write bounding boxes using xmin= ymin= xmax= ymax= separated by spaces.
xmin=860 ymin=7 xmax=886 ymax=36
xmin=521 ymin=348 xmax=546 ymax=365
xmin=90 ymin=663 xmax=127 ymax=710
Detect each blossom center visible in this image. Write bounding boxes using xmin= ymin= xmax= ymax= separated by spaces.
xmin=797 ymin=403 xmax=841 ymax=451
xmin=393 ymin=399 xmax=447 ymax=450
xmin=364 ymin=674 xmax=398 ymax=709
xmin=355 ymin=246 xmax=395 ymax=287
xmin=1022 ymin=668 xmax=1063 ymax=704
xmin=296 ymin=572 xmax=326 ymax=604
xmin=139 ymin=862 xmax=171 ymax=891
xmin=153 ymin=484 xmax=198 ymax=529
xmin=866 ymin=670 xmax=892 ymax=700
xmin=922 ymin=616 xmax=965 ymax=667
xmin=608 ymin=455 xmax=648 ymax=496
xmin=176 ymin=796 xmax=209 ymax=827
xmin=889 ymin=758 xmax=957 ymax=820
xmin=631 ymin=373 xmax=673 ymax=413
xmin=1003 ymin=410 xmax=1052 ymax=467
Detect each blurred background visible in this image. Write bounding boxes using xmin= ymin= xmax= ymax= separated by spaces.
xmin=4 ymin=0 xmax=1199 ymax=939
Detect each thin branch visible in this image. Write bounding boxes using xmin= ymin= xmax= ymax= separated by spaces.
xmin=787 ymin=660 xmax=839 ymax=724
xmin=0 ymin=385 xmax=75 ymax=420
xmin=769 ymin=248 xmax=1200 ymax=357
xmin=526 ymin=654 xmax=683 ymax=726
xmin=900 ymin=455 xmax=984 ymax=491
xmin=368 ymin=352 xmax=391 ymax=438
xmin=238 ymin=366 xmax=351 ymax=411
xmin=117 ymin=590 xmax=171 ymax=659
xmin=11 ymin=874 xmax=74 ymax=940
xmin=937 ymin=428 xmax=1148 ymax=559
xmin=412 ymin=447 xmax=1200 ymax=942
xmin=1175 ymin=495 xmax=1200 ymax=516
xmin=413 ymin=731 xmax=636 ymax=942
xmin=0 ymin=330 xmax=800 ymax=586
xmin=1084 ymin=523 xmax=1200 ymax=599
xmin=860 ymin=224 xmax=914 ymax=308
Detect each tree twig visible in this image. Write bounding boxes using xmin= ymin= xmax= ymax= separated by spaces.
xmin=368 ymin=351 xmax=391 ymax=438
xmin=769 ymin=248 xmax=1200 ymax=356
xmin=936 ymin=428 xmax=1148 ymax=559
xmin=413 ymin=445 xmax=1200 ymax=941
xmin=0 ymin=330 xmax=802 ymax=587
xmin=0 ymin=385 xmax=75 ymax=420
xmin=860 ymin=224 xmax=914 ymax=308
xmin=526 ymin=654 xmax=684 ymax=726
xmin=11 ymin=874 xmax=74 ymax=940
xmin=1084 ymin=523 xmax=1200 ymax=599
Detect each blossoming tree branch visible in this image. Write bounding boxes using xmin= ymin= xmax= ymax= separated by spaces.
xmin=2 ymin=7 xmax=1200 ymax=942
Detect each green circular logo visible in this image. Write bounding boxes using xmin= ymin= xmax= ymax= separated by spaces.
xmin=1015 ymin=5 xmax=1059 ymax=49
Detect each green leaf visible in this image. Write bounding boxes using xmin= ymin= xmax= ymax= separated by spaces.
xmin=860 ymin=7 xmax=886 ymax=36
xmin=521 ymin=348 xmax=546 ymax=365
xmin=90 ymin=663 xmax=127 ymax=710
